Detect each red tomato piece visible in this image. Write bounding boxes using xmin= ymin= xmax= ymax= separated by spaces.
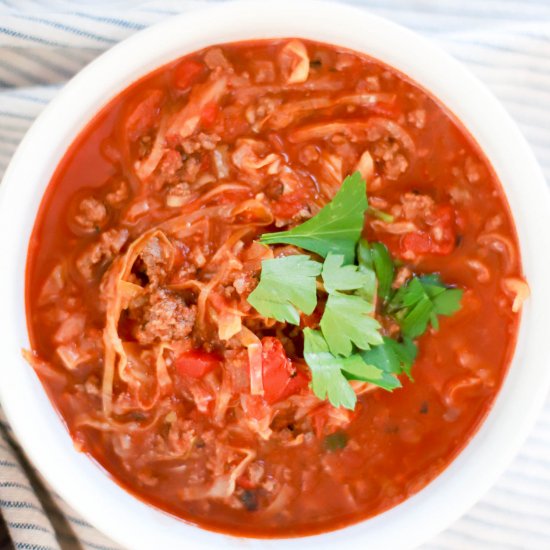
xmin=400 ymin=205 xmax=456 ymax=257
xmin=200 ymin=102 xmax=219 ymax=127
xmin=236 ymin=474 xmax=255 ymax=490
xmin=261 ymin=337 xmax=308 ymax=404
xmin=174 ymin=350 xmax=221 ymax=379
xmin=430 ymin=204 xmax=456 ymax=255
xmin=401 ymin=231 xmax=432 ymax=255
xmin=174 ymin=60 xmax=204 ymax=89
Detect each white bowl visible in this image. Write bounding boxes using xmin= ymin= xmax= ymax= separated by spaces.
xmin=1 ymin=1 xmax=549 ymax=548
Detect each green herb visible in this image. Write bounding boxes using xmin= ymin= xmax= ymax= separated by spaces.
xmin=319 ymin=292 xmax=383 ymax=357
xmin=321 ymin=253 xmax=372 ymax=294
xmin=323 ymin=431 xmax=348 ymax=451
xmin=304 ymin=329 xmax=391 ymax=410
xmin=260 ymin=172 xmax=367 ymax=264
xmin=388 ymin=274 xmax=463 ymax=338
xmin=247 ymin=173 xmax=464 ymax=412
xmin=356 ymin=238 xmax=377 ymax=302
xmin=371 ymin=242 xmax=394 ymax=301
xmin=367 ymin=205 xmax=394 ymax=223
xmin=357 ymin=239 xmax=394 ymax=302
xmin=360 ymin=336 xmax=417 ymax=384
xmin=304 ymin=329 xmax=377 ymax=409
xmin=247 ymin=255 xmax=322 ymax=325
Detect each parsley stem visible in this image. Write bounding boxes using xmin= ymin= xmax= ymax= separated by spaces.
xmin=368 ymin=206 xmax=394 ymax=223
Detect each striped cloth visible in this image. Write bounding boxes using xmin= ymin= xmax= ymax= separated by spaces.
xmin=1 ymin=1 xmax=549 ymax=548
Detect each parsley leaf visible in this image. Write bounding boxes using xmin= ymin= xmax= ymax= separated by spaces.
xmin=356 ymin=238 xmax=377 ymax=302
xmin=247 ymin=255 xmax=322 ymax=325
xmin=259 ymin=172 xmax=367 ymax=264
xmin=357 ymin=239 xmax=394 ymax=302
xmin=320 ymin=291 xmax=383 ymax=356
xmin=304 ymin=329 xmax=398 ymax=410
xmin=360 ymin=336 xmax=417 ymax=385
xmin=371 ymin=242 xmax=394 ymax=301
xmin=303 ymin=328 xmax=359 ymax=409
xmin=321 ymin=253 xmax=372 ymax=294
xmin=388 ymin=275 xmax=463 ymax=338
xmin=304 ymin=329 xmax=376 ymax=409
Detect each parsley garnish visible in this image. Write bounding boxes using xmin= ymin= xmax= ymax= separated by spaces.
xmin=260 ymin=172 xmax=367 ymax=264
xmin=321 ymin=253 xmax=372 ymax=294
xmin=371 ymin=242 xmax=394 ymax=302
xmin=320 ymin=292 xmax=382 ymax=356
xmin=247 ymin=174 xmax=463 ymax=411
xmin=360 ymin=336 xmax=417 ymax=386
xmin=247 ymin=255 xmax=322 ymax=325
xmin=357 ymin=239 xmax=394 ymax=302
xmin=304 ymin=328 xmax=381 ymax=410
xmin=387 ymin=274 xmax=463 ymax=338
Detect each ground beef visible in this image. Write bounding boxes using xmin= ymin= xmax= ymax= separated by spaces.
xmin=159 ymin=149 xmax=184 ymax=179
xmin=74 ymin=197 xmax=108 ymax=231
xmin=76 ymin=228 xmax=129 ymax=280
xmin=372 ymin=139 xmax=408 ymax=180
xmin=181 ymin=133 xmax=220 ymax=155
xmin=298 ymin=145 xmax=320 ymax=165
xmin=135 ymin=236 xmax=173 ymax=287
xmin=232 ymin=273 xmax=257 ymax=297
xmin=400 ymin=192 xmax=435 ymax=220
xmin=165 ymin=182 xmax=193 ymax=207
xmin=133 ymin=288 xmax=196 ymax=345
xmin=105 ymin=180 xmax=130 ymax=207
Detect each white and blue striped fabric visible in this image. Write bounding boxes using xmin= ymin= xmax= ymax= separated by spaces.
xmin=1 ymin=1 xmax=550 ymax=548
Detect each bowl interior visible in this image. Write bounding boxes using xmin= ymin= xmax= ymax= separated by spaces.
xmin=1 ymin=2 xmax=549 ymax=549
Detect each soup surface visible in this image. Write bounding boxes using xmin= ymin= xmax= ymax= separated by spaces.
xmin=26 ymin=39 xmax=525 ymax=537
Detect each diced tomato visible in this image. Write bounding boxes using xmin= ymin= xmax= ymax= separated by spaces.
xmin=236 ymin=473 xmax=255 ymax=490
xmin=401 ymin=231 xmax=432 ymax=255
xmin=200 ymin=102 xmax=219 ymax=127
xmin=174 ymin=349 xmax=221 ymax=378
xmin=261 ymin=337 xmax=309 ymax=404
xmin=174 ymin=60 xmax=204 ymax=89
xmin=429 ymin=205 xmax=456 ymax=255
xmin=400 ymin=205 xmax=456 ymax=257
xmin=222 ymin=111 xmax=251 ymax=140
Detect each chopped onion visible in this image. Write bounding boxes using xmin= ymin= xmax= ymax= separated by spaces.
xmin=168 ymin=74 xmax=228 ymax=138
xmin=124 ymin=198 xmax=150 ymax=222
xmin=38 ymin=263 xmax=65 ymax=306
xmin=262 ymin=484 xmax=294 ymax=515
xmin=54 ymin=313 xmax=86 ymax=344
xmin=181 ymin=447 xmax=255 ymax=501
xmin=218 ymin=311 xmax=242 ymax=341
xmin=240 ymin=327 xmax=264 ymax=396
xmin=212 ymin=146 xmax=230 ymax=179
xmin=56 ymin=343 xmax=92 ymax=370
xmin=355 ymin=150 xmax=375 ymax=182
xmin=280 ymin=40 xmax=310 ymax=84
xmin=231 ymin=199 xmax=274 ymax=226
xmin=503 ymin=277 xmax=530 ymax=312
xmin=477 ymin=232 xmax=517 ymax=273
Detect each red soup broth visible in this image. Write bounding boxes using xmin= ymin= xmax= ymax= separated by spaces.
xmin=26 ymin=39 xmax=522 ymax=537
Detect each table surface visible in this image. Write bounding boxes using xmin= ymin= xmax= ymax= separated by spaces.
xmin=0 ymin=1 xmax=549 ymax=549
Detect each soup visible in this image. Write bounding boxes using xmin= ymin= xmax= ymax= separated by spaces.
xmin=25 ymin=39 xmax=526 ymax=537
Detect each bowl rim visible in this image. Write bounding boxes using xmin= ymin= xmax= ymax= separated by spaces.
xmin=1 ymin=1 xmax=550 ymax=549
